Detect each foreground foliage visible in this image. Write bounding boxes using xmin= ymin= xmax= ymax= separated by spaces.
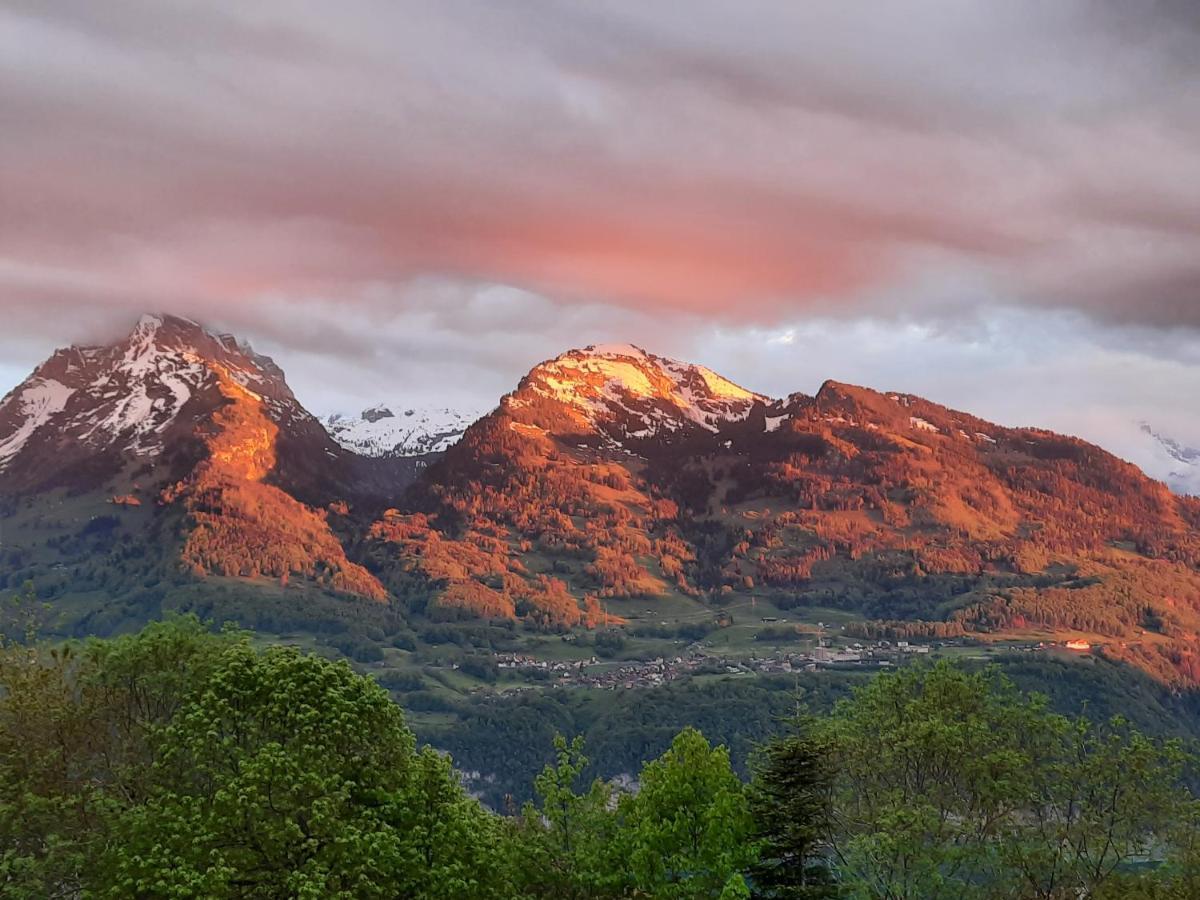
xmin=2 ymin=606 xmax=1199 ymax=898
xmin=818 ymin=662 xmax=1196 ymax=899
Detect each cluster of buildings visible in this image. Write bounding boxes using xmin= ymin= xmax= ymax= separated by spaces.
xmin=495 ymin=651 xmax=704 ymax=688
xmin=483 ymin=635 xmax=1087 ymax=693
xmin=493 ymin=638 xmax=937 ymax=691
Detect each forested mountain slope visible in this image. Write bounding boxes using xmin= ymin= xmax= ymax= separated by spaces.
xmin=374 ymin=344 xmax=1200 ymax=683
xmin=0 ymin=315 xmax=418 ymax=612
xmin=4 ymin=324 xmax=1200 ymax=685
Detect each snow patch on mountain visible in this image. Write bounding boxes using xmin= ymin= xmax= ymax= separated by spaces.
xmin=81 ymin=344 xmax=208 ymax=449
xmin=526 ymin=344 xmax=766 ymax=438
xmin=323 ymin=405 xmax=482 ymax=457
xmin=0 ymin=378 xmax=75 ymax=466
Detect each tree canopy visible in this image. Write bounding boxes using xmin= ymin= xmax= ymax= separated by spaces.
xmin=2 ymin=614 xmax=1199 ymax=899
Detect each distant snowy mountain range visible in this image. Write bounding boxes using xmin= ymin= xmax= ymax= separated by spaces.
xmin=321 ymin=405 xmax=485 ymax=458
xmin=1134 ymin=422 xmax=1200 ymax=496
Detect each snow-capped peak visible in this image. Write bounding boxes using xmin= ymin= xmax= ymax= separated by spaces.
xmin=568 ymin=344 xmax=758 ymax=403
xmin=323 ymin=405 xmax=483 ymax=458
xmin=517 ymin=344 xmax=767 ymax=441
xmin=0 ymin=313 xmax=301 ymax=476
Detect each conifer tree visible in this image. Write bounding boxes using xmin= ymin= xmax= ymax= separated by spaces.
xmin=748 ymin=723 xmax=839 ymax=899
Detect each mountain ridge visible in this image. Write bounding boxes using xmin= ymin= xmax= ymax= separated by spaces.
xmin=377 ymin=347 xmax=1200 ymax=683
xmin=5 ymin=316 xmax=1200 ymax=685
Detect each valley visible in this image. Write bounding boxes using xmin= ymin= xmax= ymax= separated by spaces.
xmin=4 ymin=313 xmax=1200 ymax=894
xmin=4 ymin=314 xmax=1200 ymax=802
xmin=10 ymin=7 xmax=1199 ymax=893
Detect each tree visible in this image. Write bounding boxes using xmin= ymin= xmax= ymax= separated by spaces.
xmin=0 ymin=614 xmax=239 ymax=898
xmin=617 ymin=727 xmax=757 ymax=899
xmin=386 ymin=747 xmax=516 ymax=900
xmin=103 ymin=642 xmax=511 ymax=898
xmin=816 ymin=661 xmax=1198 ymax=900
xmin=515 ymin=734 xmax=620 ymax=898
xmin=818 ymin=662 xmax=1049 ymax=899
xmin=1001 ymin=716 xmax=1195 ymax=899
xmin=0 ymin=580 xmax=53 ymax=646
xmin=749 ymin=722 xmax=839 ymax=898
xmin=1 ymin=614 xmax=519 ymax=898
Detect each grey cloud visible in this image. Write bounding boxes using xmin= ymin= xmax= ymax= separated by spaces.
xmin=3 ymin=0 xmax=1199 ymax=323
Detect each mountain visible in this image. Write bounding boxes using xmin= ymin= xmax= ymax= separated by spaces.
xmin=1136 ymin=422 xmax=1200 ymax=496
xmin=7 ymin=329 xmax=1200 ymax=686
xmin=323 ymin=404 xmax=483 ymax=458
xmin=369 ymin=343 xmax=1200 ymax=684
xmin=0 ymin=314 xmax=406 ymax=499
xmin=1 ymin=314 xmax=288 ymax=490
xmin=0 ymin=314 xmax=401 ymax=614
xmin=513 ymin=343 xmax=766 ymax=445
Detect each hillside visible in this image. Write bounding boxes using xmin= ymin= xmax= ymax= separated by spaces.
xmin=371 ymin=344 xmax=1200 ymax=684
xmin=5 ymin=326 xmax=1200 ymax=686
xmin=0 ymin=315 xmax=417 ymax=619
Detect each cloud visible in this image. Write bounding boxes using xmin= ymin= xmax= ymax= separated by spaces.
xmin=3 ymin=0 xmax=1199 ymax=320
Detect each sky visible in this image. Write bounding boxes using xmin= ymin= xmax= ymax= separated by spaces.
xmin=2 ymin=1 xmax=1200 ymax=476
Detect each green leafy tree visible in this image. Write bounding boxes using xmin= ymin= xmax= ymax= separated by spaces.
xmin=385 ymin=746 xmax=516 ymax=900
xmin=818 ymin=662 xmax=1048 ymax=899
xmin=1001 ymin=716 xmax=1195 ymax=899
xmin=0 ymin=614 xmax=238 ymax=898
xmin=0 ymin=639 xmax=99 ymax=898
xmin=0 ymin=580 xmax=53 ymax=646
xmin=515 ymin=734 xmax=620 ymax=898
xmin=749 ymin=721 xmax=839 ymax=898
xmin=1093 ymin=807 xmax=1200 ymax=898
xmin=818 ymin=661 xmax=1197 ymax=900
xmin=617 ymin=726 xmax=757 ymax=899
xmin=103 ymin=642 xmax=511 ymax=898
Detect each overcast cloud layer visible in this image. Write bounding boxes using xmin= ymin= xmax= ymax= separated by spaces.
xmin=1 ymin=1 xmax=1199 ymax=479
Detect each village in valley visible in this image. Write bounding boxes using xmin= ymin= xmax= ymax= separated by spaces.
xmin=477 ymin=629 xmax=1090 ymax=692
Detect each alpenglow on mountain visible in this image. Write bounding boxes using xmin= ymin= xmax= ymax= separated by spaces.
xmin=375 ymin=342 xmax=1200 ymax=683
xmin=0 ymin=314 xmax=320 ymax=489
xmin=0 ymin=314 xmax=420 ymax=602
xmin=513 ymin=343 xmax=766 ymax=443
xmin=5 ymin=321 xmax=1200 ymax=687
